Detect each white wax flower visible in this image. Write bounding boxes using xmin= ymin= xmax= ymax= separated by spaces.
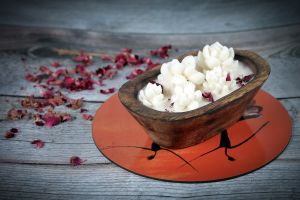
xmin=203 ymin=66 xmax=239 ymax=101
xmin=170 ymin=82 xmax=207 ymax=112
xmin=158 ymin=58 xmax=205 ymax=95
xmin=138 ymin=82 xmax=166 ymax=111
xmin=138 ymin=42 xmax=254 ymax=113
xmin=197 ymin=42 xmax=235 ymax=70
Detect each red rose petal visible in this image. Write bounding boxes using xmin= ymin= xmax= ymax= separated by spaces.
xmin=74 ymin=52 xmax=92 ymax=65
xmin=70 ymin=156 xmax=86 ymax=166
xmin=31 ymin=139 xmax=45 ymax=149
xmin=126 ymin=69 xmax=144 ymax=79
xmin=202 ymin=92 xmax=214 ymax=102
xmin=51 ymin=62 xmax=61 ymax=68
xmin=101 ymin=54 xmax=112 ymax=61
xmin=243 ymin=74 xmax=254 ymax=82
xmin=121 ymin=48 xmax=132 ymax=53
xmin=42 ymin=90 xmax=54 ymax=99
xmin=80 ymin=108 xmax=88 ymax=113
xmin=7 ymin=108 xmax=28 ymax=120
xmin=10 ymin=128 xmax=19 ymax=133
xmin=226 ymin=72 xmax=231 ymax=81
xmin=5 ymin=131 xmax=15 ymax=139
xmin=82 ymin=114 xmax=93 ymax=121
xmin=25 ymin=73 xmax=40 ymax=83
xmin=39 ymin=65 xmax=52 ymax=75
xmin=150 ymin=45 xmax=172 ymax=59
xmin=100 ymin=88 xmax=116 ymax=94
xmin=44 ymin=116 xmax=61 ymax=128
xmin=66 ymin=98 xmax=83 ymax=110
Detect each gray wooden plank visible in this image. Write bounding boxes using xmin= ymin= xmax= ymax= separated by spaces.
xmin=0 ymin=25 xmax=300 ymax=100
xmin=0 ymin=161 xmax=299 ymax=199
xmin=1 ymin=24 xmax=300 ymax=52
xmin=0 ymin=0 xmax=299 ymax=34
xmin=0 ymin=96 xmax=299 ymax=164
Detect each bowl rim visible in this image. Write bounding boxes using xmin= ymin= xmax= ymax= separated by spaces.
xmin=118 ymin=49 xmax=270 ymax=121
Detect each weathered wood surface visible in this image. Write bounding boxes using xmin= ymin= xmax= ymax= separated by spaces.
xmin=0 ymin=0 xmax=300 ymax=199
xmin=1 ymin=0 xmax=300 ymax=34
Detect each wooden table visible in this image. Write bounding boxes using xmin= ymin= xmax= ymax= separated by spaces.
xmin=0 ymin=1 xmax=299 ymax=199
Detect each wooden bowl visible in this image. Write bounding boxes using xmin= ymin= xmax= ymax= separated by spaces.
xmin=118 ymin=50 xmax=270 ymax=149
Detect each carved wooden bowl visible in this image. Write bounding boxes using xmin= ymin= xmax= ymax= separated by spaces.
xmin=118 ymin=50 xmax=270 ymax=149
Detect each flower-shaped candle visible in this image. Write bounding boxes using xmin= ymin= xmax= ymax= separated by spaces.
xmin=138 ymin=42 xmax=254 ymax=112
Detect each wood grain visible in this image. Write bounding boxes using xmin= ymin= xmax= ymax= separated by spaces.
xmin=0 ymin=0 xmax=299 ymax=34
xmin=0 ymin=161 xmax=299 ymax=200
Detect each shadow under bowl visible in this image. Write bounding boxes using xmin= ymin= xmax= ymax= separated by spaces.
xmin=118 ymin=50 xmax=270 ymax=149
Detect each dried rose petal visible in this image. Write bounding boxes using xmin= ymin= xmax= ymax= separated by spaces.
xmin=74 ymin=52 xmax=92 ymax=65
xmin=82 ymin=114 xmax=93 ymax=121
xmin=21 ymin=97 xmax=44 ymax=109
xmin=31 ymin=139 xmax=45 ymax=149
xmin=5 ymin=131 xmax=15 ymax=139
xmin=10 ymin=128 xmax=19 ymax=133
xmin=243 ymin=74 xmax=254 ymax=82
xmin=150 ymin=45 xmax=172 ymax=59
xmin=70 ymin=156 xmax=86 ymax=166
xmin=42 ymin=90 xmax=54 ymax=99
xmin=39 ymin=65 xmax=52 ymax=75
xmin=226 ymin=72 xmax=231 ymax=81
xmin=51 ymin=62 xmax=61 ymax=68
xmin=236 ymin=74 xmax=254 ymax=86
xmin=100 ymin=88 xmax=116 ymax=94
xmin=66 ymin=98 xmax=83 ymax=110
xmin=126 ymin=69 xmax=144 ymax=79
xmin=121 ymin=48 xmax=132 ymax=53
xmin=25 ymin=73 xmax=40 ymax=83
xmin=202 ymin=92 xmax=214 ymax=102
xmin=44 ymin=116 xmax=61 ymax=128
xmin=7 ymin=108 xmax=28 ymax=120
xmin=80 ymin=108 xmax=88 ymax=113
xmin=33 ymin=114 xmax=45 ymax=126
xmin=46 ymin=92 xmax=68 ymax=107
xmin=101 ymin=54 xmax=112 ymax=61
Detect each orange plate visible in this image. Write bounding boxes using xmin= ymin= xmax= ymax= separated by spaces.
xmin=92 ymin=90 xmax=292 ymax=182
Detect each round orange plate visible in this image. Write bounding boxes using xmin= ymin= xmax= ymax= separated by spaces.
xmin=92 ymin=90 xmax=292 ymax=182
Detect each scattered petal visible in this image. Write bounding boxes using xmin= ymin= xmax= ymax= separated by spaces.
xmin=100 ymin=88 xmax=116 ymax=94
xmin=31 ymin=139 xmax=45 ymax=149
xmin=126 ymin=69 xmax=144 ymax=79
xmin=25 ymin=73 xmax=40 ymax=83
xmin=80 ymin=108 xmax=88 ymax=113
xmin=243 ymin=74 xmax=254 ymax=82
xmin=10 ymin=128 xmax=19 ymax=133
xmin=226 ymin=72 xmax=231 ymax=81
xmin=5 ymin=131 xmax=15 ymax=139
xmin=66 ymin=98 xmax=83 ymax=110
xmin=51 ymin=62 xmax=61 ymax=68
xmin=74 ymin=52 xmax=92 ymax=65
xmin=202 ymin=92 xmax=214 ymax=102
xmin=70 ymin=156 xmax=86 ymax=166
xmin=122 ymin=48 xmax=132 ymax=53
xmin=150 ymin=45 xmax=172 ymax=59
xmin=39 ymin=65 xmax=52 ymax=75
xmin=7 ymin=108 xmax=28 ymax=120
xmin=82 ymin=114 xmax=93 ymax=121
xmin=101 ymin=54 xmax=112 ymax=61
